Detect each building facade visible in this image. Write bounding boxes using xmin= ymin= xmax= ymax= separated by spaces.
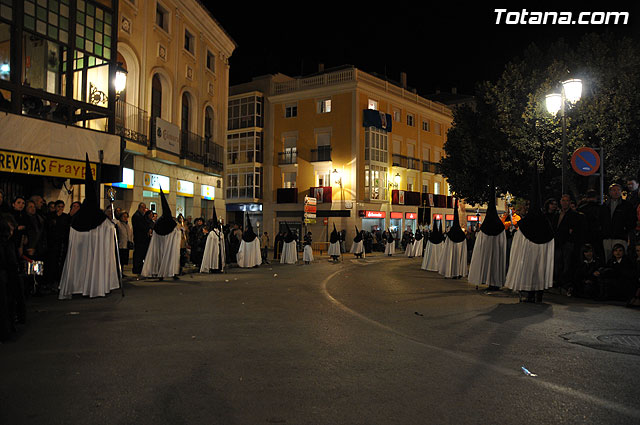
xmin=115 ymin=0 xmax=234 ymax=220
xmin=0 ymin=0 xmax=122 ymax=206
xmin=229 ymin=66 xmax=478 ymax=244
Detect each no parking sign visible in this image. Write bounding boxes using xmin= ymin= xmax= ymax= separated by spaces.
xmin=571 ymin=147 xmax=601 ymax=176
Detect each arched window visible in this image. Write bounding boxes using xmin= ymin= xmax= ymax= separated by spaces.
xmin=151 ymin=74 xmax=162 ymax=120
xmin=181 ymin=92 xmax=191 ymax=134
xmin=204 ymin=106 xmax=214 ymax=141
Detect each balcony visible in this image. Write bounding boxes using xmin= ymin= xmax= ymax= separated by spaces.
xmin=392 ymin=154 xmax=420 ymax=170
xmin=391 ymin=190 xmax=421 ymax=206
xmin=309 ymin=186 xmax=332 ymax=203
xmin=115 ymin=100 xmax=149 ymax=146
xmin=180 ymin=130 xmax=205 ymax=163
xmin=407 ymin=156 xmax=420 ymax=170
xmin=204 ymin=137 xmax=224 ymax=172
xmin=421 ymin=193 xmax=454 ymax=208
xmin=422 ymin=161 xmax=440 ymax=173
xmin=278 ymin=151 xmax=297 ymax=165
xmin=311 ymin=146 xmax=332 ymax=162
xmin=277 ymin=188 xmax=298 ymax=203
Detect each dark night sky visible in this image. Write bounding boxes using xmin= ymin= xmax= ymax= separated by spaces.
xmin=202 ymin=3 xmax=639 ymax=96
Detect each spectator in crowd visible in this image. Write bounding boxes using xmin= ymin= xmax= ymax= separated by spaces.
xmin=177 ymin=214 xmax=189 ymax=272
xmin=626 ymin=178 xmax=639 ymax=210
xmin=273 ymin=231 xmax=283 ymax=260
xmin=543 ymin=197 xmax=559 ymax=229
xmin=597 ymin=243 xmax=635 ymax=301
xmin=627 ymin=244 xmax=640 ymax=307
xmin=339 ymin=229 xmax=346 ymax=253
xmin=578 ymin=189 xmax=605 ymax=262
xmin=10 ymin=196 xmax=29 ymax=252
xmin=45 ymin=200 xmax=70 ymax=290
xmin=69 ymin=201 xmax=81 ymax=218
xmin=0 ymin=213 xmax=26 ymax=341
xmin=568 ymin=244 xmax=603 ymax=298
xmin=599 ymin=183 xmax=636 ymax=262
xmin=626 ymin=178 xmax=640 ymax=259
xmin=261 ymin=231 xmax=270 ymax=264
xmin=47 ymin=201 xmax=56 ymax=215
xmin=553 ymin=194 xmax=581 ymax=288
xmin=115 ymin=211 xmax=133 ymax=273
xmin=24 ymin=200 xmax=47 ymax=261
xmin=189 ymin=218 xmax=207 ymax=267
xmin=28 ymin=195 xmax=46 ymax=216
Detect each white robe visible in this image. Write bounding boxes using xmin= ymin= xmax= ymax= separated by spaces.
xmin=237 ymin=238 xmax=262 ymax=268
xmin=200 ymin=228 xmax=226 ymax=272
xmin=59 ymin=220 xmax=120 ymax=299
xmin=505 ymin=230 xmax=555 ymax=291
xmin=328 ymin=241 xmax=341 ymax=257
xmin=468 ymin=231 xmax=507 ymax=286
xmin=384 ymin=241 xmax=395 ymax=255
xmin=350 ymin=240 xmax=365 ymax=257
xmin=438 ymin=238 xmax=468 ymax=278
xmin=411 ymin=238 xmax=425 ymax=258
xmin=303 ymin=245 xmax=314 ymax=262
xmin=141 ymin=227 xmax=181 ymax=278
xmin=280 ymin=241 xmax=298 ymax=264
xmin=421 ymin=241 xmax=443 ymax=271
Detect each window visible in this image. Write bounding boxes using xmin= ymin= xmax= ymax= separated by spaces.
xmin=285 ymin=103 xmax=297 ymax=118
xmin=434 ymin=182 xmax=441 ymax=195
xmin=407 ymin=113 xmax=414 ymax=127
xmin=422 ymin=120 xmax=430 ymax=131
xmin=184 ymin=29 xmax=194 ymax=53
xmin=318 ymin=98 xmax=331 ymax=113
xmin=228 ymin=95 xmax=263 ymax=130
xmin=368 ymin=99 xmax=378 ymax=110
xmin=0 ymin=23 xmax=9 ymax=82
xmin=434 ymin=122 xmax=442 ymax=135
xmin=227 ymin=131 xmax=263 ymax=164
xmin=422 ymin=181 xmax=429 ymax=194
xmin=407 ymin=176 xmax=414 ymax=192
xmin=364 ymin=164 xmax=387 ymax=201
xmin=284 ymin=172 xmax=297 ymax=188
xmin=156 ymin=3 xmax=169 ymax=32
xmin=226 ymin=166 xmax=263 ymax=199
xmin=206 ymin=50 xmax=215 ymax=72
xmin=365 ymin=127 xmax=388 ymax=164
xmin=423 ymin=147 xmax=430 ymax=162
xmin=393 ymin=109 xmax=401 ymax=122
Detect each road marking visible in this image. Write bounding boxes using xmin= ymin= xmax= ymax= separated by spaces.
xmin=320 ymin=268 xmax=640 ymax=420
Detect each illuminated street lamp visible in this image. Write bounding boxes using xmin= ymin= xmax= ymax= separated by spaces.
xmin=114 ymin=63 xmax=128 ymax=99
xmin=546 ymin=78 xmax=582 ymax=194
xmin=332 ymin=168 xmax=342 ymax=187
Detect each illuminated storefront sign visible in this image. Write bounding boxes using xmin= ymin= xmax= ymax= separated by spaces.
xmin=433 ymin=214 xmax=443 ymax=220
xmin=362 ymin=210 xmax=385 ymax=219
xmin=108 ymin=167 xmax=134 ymax=189
xmin=201 ymin=185 xmax=215 ymax=200
xmin=390 ymin=212 xmax=403 ymax=219
xmin=0 ymin=149 xmax=97 ymax=179
xmin=143 ymin=173 xmax=170 ymax=192
xmin=405 ymin=212 xmax=417 ymax=220
xmin=467 ymin=216 xmax=479 ymax=222
xmin=177 ymin=180 xmax=194 ymax=197
xmin=445 ymin=214 xmax=454 ymax=221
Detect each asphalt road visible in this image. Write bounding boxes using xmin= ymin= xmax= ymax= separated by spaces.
xmin=1 ymin=253 xmax=639 ymax=425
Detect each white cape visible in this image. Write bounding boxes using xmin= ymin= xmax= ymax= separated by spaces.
xmin=468 ymin=231 xmax=507 ymax=286
xmin=411 ymin=238 xmax=425 ymax=258
xmin=438 ymin=238 xmax=468 ymax=278
xmin=505 ymin=230 xmax=554 ymax=291
xmin=200 ymin=228 xmax=226 ymax=272
xmin=328 ymin=241 xmax=341 ymax=257
xmin=350 ymin=240 xmax=365 ymax=257
xmin=280 ymin=241 xmax=298 ymax=264
xmin=141 ymin=227 xmax=181 ymax=277
xmin=59 ymin=220 xmax=120 ymax=299
xmin=384 ymin=241 xmax=395 ymax=255
xmin=421 ymin=241 xmax=443 ymax=271
xmin=237 ymin=238 xmax=262 ymax=268
xmin=303 ymin=245 xmax=314 ymax=262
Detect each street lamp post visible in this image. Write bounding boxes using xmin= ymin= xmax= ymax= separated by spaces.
xmin=546 ymin=78 xmax=582 ymax=194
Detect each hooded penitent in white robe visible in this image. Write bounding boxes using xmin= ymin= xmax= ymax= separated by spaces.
xmin=350 ymin=240 xmax=365 ymax=257
xmin=303 ymin=245 xmax=314 ymax=262
xmin=328 ymin=242 xmax=341 ymax=257
xmin=438 ymin=237 xmax=468 ymax=278
xmin=58 ymin=220 xmax=121 ymax=299
xmin=384 ymin=240 xmax=395 ymax=256
xmin=237 ymin=238 xmax=262 ymax=268
xmin=421 ymin=240 xmax=443 ymax=271
xmin=200 ymin=228 xmax=226 ymax=272
xmin=504 ymin=230 xmax=554 ymax=291
xmin=141 ymin=227 xmax=181 ymax=278
xmin=280 ymin=241 xmax=298 ymax=264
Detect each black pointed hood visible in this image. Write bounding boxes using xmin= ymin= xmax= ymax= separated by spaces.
xmin=480 ymin=196 xmax=505 ymax=236
xmin=283 ymin=222 xmax=295 ymax=243
xmin=353 ymin=226 xmax=362 ymax=243
xmin=330 ymin=223 xmax=339 ymax=243
xmin=447 ymin=198 xmax=466 ymax=243
xmin=386 ymin=228 xmax=394 ymax=244
xmin=211 ymin=203 xmax=221 ymax=231
xmin=518 ymin=169 xmax=554 ymax=244
xmin=243 ymin=216 xmax=257 ymax=242
xmin=429 ymin=221 xmax=444 ymax=244
xmin=71 ymin=154 xmax=108 ymax=232
xmin=415 ymin=228 xmax=423 ymax=241
xmin=153 ymin=186 xmax=177 ymax=235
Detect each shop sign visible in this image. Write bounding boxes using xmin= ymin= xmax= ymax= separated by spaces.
xmin=433 ymin=214 xmax=443 ymax=220
xmin=467 ymin=216 xmax=479 ymax=221
xmin=364 ymin=210 xmax=385 ymax=219
xmin=390 ymin=212 xmax=403 ymax=219
xmin=445 ymin=214 xmax=454 ymax=221
xmin=143 ymin=173 xmax=170 ymax=193
xmin=155 ymin=118 xmax=180 ymax=155
xmin=405 ymin=212 xmax=417 ymax=220
xmin=108 ymin=167 xmax=134 ymax=189
xmin=177 ymin=180 xmax=194 ymax=197
xmin=0 ymin=149 xmax=97 ymax=179
xmin=201 ymin=185 xmax=215 ymax=200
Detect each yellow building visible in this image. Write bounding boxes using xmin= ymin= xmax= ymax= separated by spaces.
xmin=229 ymin=66 xmax=467 ymax=244
xmin=115 ymin=0 xmax=235 ymax=219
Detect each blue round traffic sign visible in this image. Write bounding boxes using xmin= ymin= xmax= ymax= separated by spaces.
xmin=571 ymin=147 xmax=600 ymax=176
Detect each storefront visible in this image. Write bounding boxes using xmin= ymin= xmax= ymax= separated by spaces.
xmin=142 ymin=172 xmax=170 ymax=214
xmin=404 ymin=212 xmax=418 ymax=233
xmin=201 ymin=184 xmax=216 ymax=221
xmin=360 ymin=210 xmax=385 ymax=232
xmin=176 ymin=180 xmax=194 ymax=218
xmin=466 ymin=215 xmax=480 ymax=231
xmin=390 ymin=212 xmax=403 ymax=233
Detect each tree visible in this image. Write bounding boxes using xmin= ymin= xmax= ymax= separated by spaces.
xmin=441 ymin=33 xmax=640 ymax=204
